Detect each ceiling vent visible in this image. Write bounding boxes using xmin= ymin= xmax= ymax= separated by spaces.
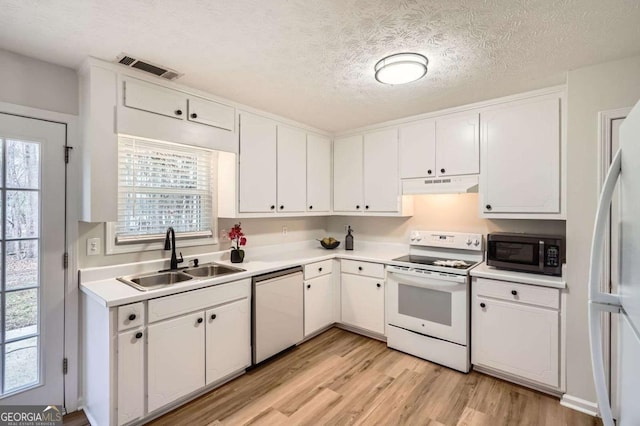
xmin=115 ymin=54 xmax=182 ymax=81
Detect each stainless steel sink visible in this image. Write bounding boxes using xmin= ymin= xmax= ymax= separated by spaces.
xmin=183 ymin=263 xmax=245 ymax=278
xmin=118 ymin=271 xmax=193 ymax=292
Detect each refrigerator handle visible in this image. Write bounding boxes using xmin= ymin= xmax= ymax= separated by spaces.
xmin=588 ymin=147 xmax=622 ymax=426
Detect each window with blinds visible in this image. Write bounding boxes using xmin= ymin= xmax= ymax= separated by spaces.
xmin=116 ymin=136 xmax=215 ymax=244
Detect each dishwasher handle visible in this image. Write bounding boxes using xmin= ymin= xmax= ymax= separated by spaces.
xmin=252 ymin=266 xmax=303 ymax=284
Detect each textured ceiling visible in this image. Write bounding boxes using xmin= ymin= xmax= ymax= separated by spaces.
xmin=1 ymin=0 xmax=639 ymax=132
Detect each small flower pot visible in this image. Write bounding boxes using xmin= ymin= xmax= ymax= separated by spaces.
xmin=230 ymin=249 xmax=245 ymax=263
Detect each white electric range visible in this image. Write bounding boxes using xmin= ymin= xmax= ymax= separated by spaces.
xmin=386 ymin=230 xmax=483 ymax=373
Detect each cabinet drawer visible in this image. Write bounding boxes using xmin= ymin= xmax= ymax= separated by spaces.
xmin=341 ymin=260 xmax=384 ymax=279
xmin=474 ymin=277 xmax=559 ymax=309
xmin=187 ymin=97 xmax=234 ymax=131
xmin=117 ymin=302 xmax=145 ymax=332
xmin=304 ymin=260 xmax=333 ymax=280
xmin=148 ymin=279 xmax=251 ymax=323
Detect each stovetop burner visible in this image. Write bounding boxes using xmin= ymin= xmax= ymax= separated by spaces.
xmin=392 ymin=254 xmax=475 ymax=270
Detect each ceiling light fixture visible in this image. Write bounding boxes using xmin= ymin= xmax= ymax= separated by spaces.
xmin=374 ymin=53 xmax=428 ymax=85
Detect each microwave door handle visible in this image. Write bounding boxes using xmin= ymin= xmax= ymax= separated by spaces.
xmin=539 ymin=240 xmax=545 ymax=270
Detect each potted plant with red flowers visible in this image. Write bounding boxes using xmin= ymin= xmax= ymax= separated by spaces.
xmin=228 ymin=223 xmax=247 ymax=263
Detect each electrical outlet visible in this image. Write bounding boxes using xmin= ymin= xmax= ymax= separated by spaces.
xmin=282 ymin=226 xmax=288 ymax=236
xmin=87 ymin=237 xmax=101 ymax=256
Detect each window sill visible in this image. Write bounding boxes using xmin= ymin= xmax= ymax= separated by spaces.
xmin=105 ymin=223 xmax=219 ymax=255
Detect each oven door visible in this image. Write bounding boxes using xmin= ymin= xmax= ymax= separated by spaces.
xmin=387 ymin=269 xmax=468 ymax=346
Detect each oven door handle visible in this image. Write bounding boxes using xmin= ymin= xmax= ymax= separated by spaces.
xmin=388 ymin=271 xmax=466 ymax=289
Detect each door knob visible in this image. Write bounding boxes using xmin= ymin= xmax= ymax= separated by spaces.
xmin=197 ymin=318 xmax=203 ymax=324
xmin=211 ymin=314 xmax=217 ymax=320
xmin=190 ymin=113 xmax=198 ymax=119
xmin=480 ymin=303 xmax=486 ymax=308
xmin=135 ymin=332 xmax=143 ymax=339
xmin=128 ymin=314 xmax=136 ymax=321
xmin=175 ymin=109 xmax=183 ymax=116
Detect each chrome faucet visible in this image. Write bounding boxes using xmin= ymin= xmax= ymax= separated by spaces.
xmin=164 ymin=227 xmax=184 ymax=270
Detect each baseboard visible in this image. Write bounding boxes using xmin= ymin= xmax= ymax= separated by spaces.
xmin=472 ymin=365 xmax=562 ymax=398
xmin=560 ymin=394 xmax=599 ymax=417
xmin=335 ymin=323 xmax=386 ymax=342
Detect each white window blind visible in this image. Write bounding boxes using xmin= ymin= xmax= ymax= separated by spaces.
xmin=116 ymin=136 xmax=215 ymax=243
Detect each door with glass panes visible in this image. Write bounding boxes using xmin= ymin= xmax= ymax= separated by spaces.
xmin=0 ymin=113 xmax=65 ymax=405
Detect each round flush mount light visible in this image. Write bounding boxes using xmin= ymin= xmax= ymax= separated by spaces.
xmin=374 ymin=52 xmax=428 ymax=85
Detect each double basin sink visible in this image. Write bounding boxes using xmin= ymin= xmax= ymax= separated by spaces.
xmin=118 ymin=263 xmax=245 ymax=292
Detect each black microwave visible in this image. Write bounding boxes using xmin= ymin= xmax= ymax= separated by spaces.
xmin=486 ymin=233 xmax=564 ymax=276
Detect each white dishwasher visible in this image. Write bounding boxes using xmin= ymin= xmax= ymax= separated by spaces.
xmin=252 ymin=266 xmax=304 ymax=364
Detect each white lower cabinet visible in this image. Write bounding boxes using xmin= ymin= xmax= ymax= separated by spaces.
xmin=147 ymin=311 xmax=206 ymax=413
xmin=471 ymin=277 xmax=560 ymax=388
xmin=116 ymin=328 xmax=145 ymax=425
xmin=304 ymin=274 xmax=334 ymax=337
xmin=205 ymin=299 xmax=251 ymax=385
xmin=340 ymin=262 xmax=385 ymax=335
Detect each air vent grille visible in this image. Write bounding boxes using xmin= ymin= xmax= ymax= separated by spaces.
xmin=114 ymin=54 xmax=182 ymax=81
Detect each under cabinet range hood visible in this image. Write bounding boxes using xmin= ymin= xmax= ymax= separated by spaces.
xmin=402 ymin=175 xmax=479 ymax=195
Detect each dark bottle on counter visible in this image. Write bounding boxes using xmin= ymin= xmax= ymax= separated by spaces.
xmin=345 ymin=226 xmax=354 ymax=251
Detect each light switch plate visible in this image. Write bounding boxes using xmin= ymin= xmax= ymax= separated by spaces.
xmin=87 ymin=237 xmax=101 ymax=256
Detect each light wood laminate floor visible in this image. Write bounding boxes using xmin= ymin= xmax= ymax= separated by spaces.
xmin=65 ymin=328 xmax=601 ymax=425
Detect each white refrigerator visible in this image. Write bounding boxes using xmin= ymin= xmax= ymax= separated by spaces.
xmin=589 ymin=99 xmax=640 ymax=426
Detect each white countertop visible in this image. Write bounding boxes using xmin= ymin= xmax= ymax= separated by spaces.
xmin=470 ymin=262 xmax=567 ymax=289
xmin=80 ymin=241 xmax=408 ymax=307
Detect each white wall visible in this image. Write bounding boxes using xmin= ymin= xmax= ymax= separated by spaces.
xmin=0 ymin=48 xmax=78 ymax=115
xmin=565 ymin=54 xmax=640 ymax=403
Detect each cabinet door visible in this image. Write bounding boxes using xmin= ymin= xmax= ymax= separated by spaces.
xmin=435 ymin=112 xmax=479 ymax=176
xmin=239 ymin=112 xmax=277 ymax=213
xmin=123 ymin=78 xmax=186 ymax=120
xmin=117 ymin=329 xmax=145 ymax=425
xmin=341 ymin=274 xmax=385 ymax=335
xmin=363 ymin=128 xmax=399 ymax=212
xmin=304 ymin=274 xmax=334 ymax=337
xmin=480 ymin=96 xmax=561 ymax=214
xmin=399 ymin=119 xmax=436 ymax=179
xmin=187 ymin=96 xmax=234 ymax=131
xmin=306 ymin=134 xmax=331 ymax=212
xmin=147 ymin=312 xmax=205 ymax=413
xmin=333 ymin=135 xmax=363 ymax=212
xmin=472 ymin=296 xmax=559 ymax=387
xmin=205 ymin=298 xmax=251 ymax=385
xmin=277 ymin=125 xmax=307 ymax=213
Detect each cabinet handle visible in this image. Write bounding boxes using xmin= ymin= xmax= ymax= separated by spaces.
xmin=210 ymin=314 xmax=217 ymax=320
xmin=356 ymin=205 xmax=360 ymax=209
xmin=135 ymin=332 xmax=143 ymax=339
xmin=480 ymin=303 xmax=486 ymax=308
xmin=365 ymin=205 xmax=369 ymax=210
xmin=440 ymin=168 xmax=446 ymax=174
xmin=427 ymin=169 xmax=432 ymax=175
xmin=511 ymin=290 xmax=518 ymax=296
xmin=485 ymin=204 xmax=492 ymax=211
xmin=358 ymin=266 xmax=363 ymax=271
xmin=318 ymin=267 xmax=323 ymax=272
xmin=197 ymin=318 xmax=204 ymax=324
xmin=128 ymin=314 xmax=136 ymax=321
xmin=376 ymin=283 xmax=381 ymax=288
xmin=309 ymin=205 xmax=313 ymax=210
xmin=307 ymin=284 xmax=311 ymax=289
xmin=190 ymin=112 xmax=198 ymax=119
xmin=270 ymin=205 xmax=275 ymax=210
xmin=175 ymin=109 xmax=183 ymax=116
xmin=280 ymin=205 xmax=284 ymax=210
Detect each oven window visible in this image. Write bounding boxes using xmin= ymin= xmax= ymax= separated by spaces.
xmin=493 ymin=242 xmax=538 ymax=265
xmin=398 ymin=284 xmax=452 ymax=326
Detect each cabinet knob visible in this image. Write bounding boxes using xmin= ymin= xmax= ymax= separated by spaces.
xmin=197 ymin=318 xmax=204 ymax=324
xmin=480 ymin=303 xmax=486 ymax=308
xmin=270 ymin=205 xmax=275 ymax=210
xmin=210 ymin=314 xmax=217 ymax=320
xmin=356 ymin=205 xmax=360 ymax=209
xmin=280 ymin=205 xmax=284 ymax=210
xmin=376 ymin=283 xmax=381 ymax=288
xmin=511 ymin=290 xmax=518 ymax=296
xmin=365 ymin=205 xmax=369 ymax=210
xmin=135 ymin=332 xmax=143 ymax=339
xmin=427 ymin=169 xmax=432 ymax=175
xmin=358 ymin=266 xmax=363 ymax=271
xmin=190 ymin=112 xmax=198 ymax=119
xmin=128 ymin=314 xmax=136 ymax=321
xmin=318 ymin=267 xmax=323 ymax=272
xmin=307 ymin=284 xmax=311 ymax=289
xmin=175 ymin=109 xmax=183 ymax=116
xmin=485 ymin=204 xmax=492 ymax=211
xmin=309 ymin=205 xmax=313 ymax=210
xmin=440 ymin=168 xmax=446 ymax=174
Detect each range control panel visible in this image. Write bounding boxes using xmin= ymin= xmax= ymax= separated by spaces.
xmin=409 ymin=231 xmax=484 ymax=251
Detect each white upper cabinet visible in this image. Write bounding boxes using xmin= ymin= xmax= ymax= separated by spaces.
xmin=187 ymin=96 xmax=235 ymax=131
xmin=333 ymin=135 xmax=364 ymax=212
xmin=123 ymin=77 xmax=187 ymax=120
xmin=363 ymin=128 xmax=399 ymax=212
xmin=399 ymin=119 xmax=436 ymax=179
xmin=480 ymin=94 xmax=561 ymax=216
xmin=306 ymin=134 xmax=332 ymax=212
xmin=239 ymin=112 xmax=277 ymax=213
xmin=435 ymin=112 xmax=480 ymax=177
xmin=277 ymin=125 xmax=307 ymax=213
